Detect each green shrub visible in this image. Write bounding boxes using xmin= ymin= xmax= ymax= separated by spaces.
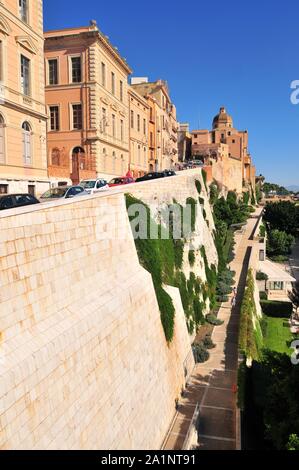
xmin=193 ymin=298 xmax=205 ymax=326
xmin=239 ymin=269 xmax=260 ymax=360
xmin=203 ymin=335 xmax=216 ymax=349
xmin=186 ymin=197 xmax=197 ymax=232
xmin=259 ymin=291 xmax=268 ymax=301
xmin=269 ymin=255 xmax=289 ymax=263
xmin=174 ymin=240 xmax=184 ymax=269
xmin=256 ymin=271 xmax=268 ymax=281
xmin=192 ymin=342 xmax=210 ymax=363
xmin=154 ymin=283 xmax=175 ymax=343
xmin=188 ymin=250 xmax=195 ymax=267
xmin=260 ymin=300 xmax=293 ymax=318
xmin=259 ymin=224 xmax=266 ymax=238
xmin=237 ymin=361 xmax=246 ymax=410
xmin=206 ymin=314 xmax=224 ymax=326
xmin=195 ymin=180 xmax=202 ymax=195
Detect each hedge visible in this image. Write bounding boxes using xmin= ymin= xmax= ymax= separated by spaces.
xmin=260 ymin=300 xmax=293 ymax=318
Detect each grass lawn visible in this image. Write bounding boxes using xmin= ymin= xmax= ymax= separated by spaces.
xmin=264 ymin=317 xmax=293 ymax=355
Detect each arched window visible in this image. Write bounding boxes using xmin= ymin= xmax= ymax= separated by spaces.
xmin=22 ymin=121 xmax=31 ymax=165
xmin=0 ymin=114 xmax=5 ymax=164
xmin=51 ymin=147 xmax=60 ymax=166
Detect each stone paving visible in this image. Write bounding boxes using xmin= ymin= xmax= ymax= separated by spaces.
xmin=163 ymin=209 xmax=263 ymax=450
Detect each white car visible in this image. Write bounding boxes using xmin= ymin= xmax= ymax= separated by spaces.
xmin=80 ymin=179 xmax=109 ymax=195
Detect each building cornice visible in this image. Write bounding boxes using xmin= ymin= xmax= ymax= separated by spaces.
xmin=44 ymin=28 xmax=132 ymax=75
xmin=2 ymin=98 xmax=47 ymax=121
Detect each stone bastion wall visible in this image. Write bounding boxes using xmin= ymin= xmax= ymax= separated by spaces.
xmin=0 ymin=169 xmax=217 ymax=450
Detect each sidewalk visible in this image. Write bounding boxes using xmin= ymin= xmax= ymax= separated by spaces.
xmin=163 ymin=209 xmax=263 ymax=450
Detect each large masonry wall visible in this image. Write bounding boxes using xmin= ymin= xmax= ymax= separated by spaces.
xmin=0 ymin=170 xmax=215 ymax=450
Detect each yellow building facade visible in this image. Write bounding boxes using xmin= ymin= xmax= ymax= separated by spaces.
xmin=0 ymin=0 xmax=49 ymax=196
xmin=45 ymin=22 xmax=132 ymax=183
xmin=128 ymin=86 xmax=149 ymax=177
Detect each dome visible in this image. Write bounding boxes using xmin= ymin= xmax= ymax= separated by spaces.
xmin=212 ymin=107 xmax=233 ymax=129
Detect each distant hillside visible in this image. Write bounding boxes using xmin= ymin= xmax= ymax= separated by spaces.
xmin=286 ymin=185 xmax=299 ymax=193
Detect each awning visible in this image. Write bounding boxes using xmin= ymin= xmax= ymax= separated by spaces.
xmin=259 ymin=259 xmax=296 ymax=282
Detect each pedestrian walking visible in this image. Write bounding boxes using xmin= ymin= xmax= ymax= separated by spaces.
xmin=233 ymin=287 xmax=237 ymax=296
xmin=231 ymin=296 xmax=236 ymax=307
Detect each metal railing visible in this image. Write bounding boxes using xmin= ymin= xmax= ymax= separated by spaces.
xmin=182 ymin=403 xmax=200 ymax=450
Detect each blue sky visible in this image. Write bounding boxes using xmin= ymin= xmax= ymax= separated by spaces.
xmin=44 ymin=0 xmax=299 ymax=187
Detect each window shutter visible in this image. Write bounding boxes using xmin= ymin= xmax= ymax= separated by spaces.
xmin=0 ymin=126 xmax=4 ymax=163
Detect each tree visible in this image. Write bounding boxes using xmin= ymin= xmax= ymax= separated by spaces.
xmin=267 ymin=229 xmax=295 ymax=257
xmin=287 ymin=434 xmax=299 ymax=450
xmin=288 ymin=281 xmax=299 ymax=314
xmin=264 ymin=201 xmax=298 ymax=235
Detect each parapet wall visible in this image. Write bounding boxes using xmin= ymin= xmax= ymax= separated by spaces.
xmin=0 ymin=169 xmax=216 ymax=450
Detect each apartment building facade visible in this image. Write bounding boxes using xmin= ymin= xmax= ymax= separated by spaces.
xmin=131 ymin=79 xmax=178 ymax=171
xmin=128 ymin=86 xmax=149 ymax=177
xmin=0 ymin=0 xmax=49 ymax=196
xmin=44 ymin=21 xmax=132 ymax=185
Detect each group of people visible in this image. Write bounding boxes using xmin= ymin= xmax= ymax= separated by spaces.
xmin=231 ymin=287 xmax=237 ymax=308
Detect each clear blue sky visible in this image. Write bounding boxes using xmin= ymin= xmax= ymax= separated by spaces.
xmin=44 ymin=0 xmax=299 ymax=187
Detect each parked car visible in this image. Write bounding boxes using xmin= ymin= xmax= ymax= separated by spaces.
xmin=80 ymin=179 xmax=109 ymax=194
xmin=162 ymin=170 xmax=176 ymax=177
xmin=0 ymin=193 xmax=40 ymax=211
xmin=136 ymin=172 xmax=165 ymax=183
xmin=40 ymin=185 xmax=89 ymax=201
xmin=108 ymin=177 xmax=135 ymax=187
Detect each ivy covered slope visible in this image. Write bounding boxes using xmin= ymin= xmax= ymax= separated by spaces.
xmin=125 ymin=173 xmax=218 ymax=343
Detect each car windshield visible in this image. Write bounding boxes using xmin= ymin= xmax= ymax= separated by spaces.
xmin=110 ymin=178 xmax=124 ymax=184
xmin=80 ymin=180 xmax=96 ymax=189
xmin=41 ymin=188 xmax=68 ymax=198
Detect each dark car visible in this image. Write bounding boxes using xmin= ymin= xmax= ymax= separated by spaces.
xmin=136 ymin=172 xmax=165 ymax=183
xmin=162 ymin=170 xmax=176 ymax=177
xmin=0 ymin=193 xmax=40 ymax=211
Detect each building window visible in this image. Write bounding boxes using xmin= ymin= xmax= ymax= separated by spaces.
xmin=0 ymin=114 xmax=5 ymax=164
xmin=138 ymin=145 xmax=141 ymax=164
xmin=111 ymin=72 xmax=115 ymax=95
xmin=268 ymin=281 xmax=284 ymax=291
xmin=49 ymin=106 xmax=60 ymax=131
xmin=22 ymin=121 xmax=32 ymax=165
xmin=28 ymin=185 xmax=35 ymax=196
xmin=72 ymin=104 xmax=82 ymax=130
xmin=120 ymin=80 xmax=123 ymax=102
xmin=48 ymin=59 xmax=58 ymax=85
xmin=101 ymin=62 xmax=106 ymax=87
xmin=137 ymin=114 xmax=140 ymax=132
xmin=20 ymin=55 xmax=30 ymax=96
xmin=19 ymin=0 xmax=28 ymax=23
xmin=71 ymin=57 xmax=82 ymax=83
xmin=51 ymin=147 xmax=61 ymax=166
xmin=131 ymin=110 xmax=134 ymax=129
xmin=120 ymin=119 xmax=124 ymax=141
xmin=0 ymin=184 xmax=8 ymax=194
xmin=143 ymin=118 xmax=146 ymax=135
xmin=112 ymin=114 xmax=116 ymax=137
xmin=150 ymin=132 xmax=153 ymax=148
